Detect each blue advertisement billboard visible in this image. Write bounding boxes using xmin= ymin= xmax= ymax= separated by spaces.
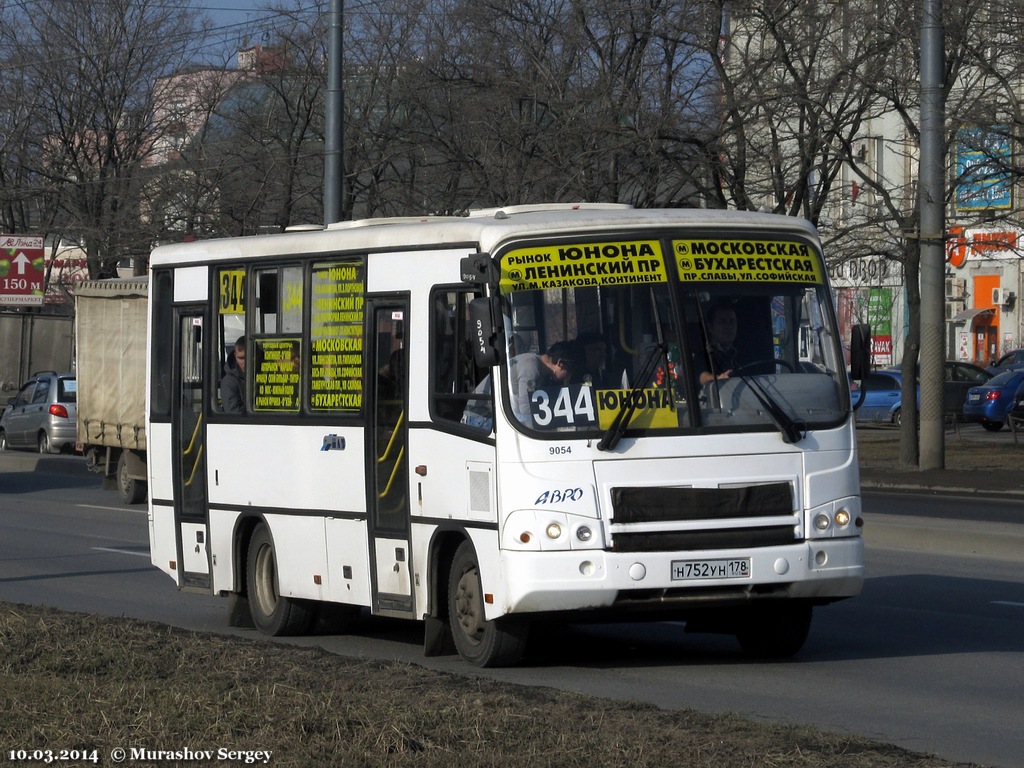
xmin=955 ymin=127 xmax=1012 ymax=211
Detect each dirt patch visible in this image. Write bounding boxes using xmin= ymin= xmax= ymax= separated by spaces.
xmin=0 ymin=603 xmax=981 ymax=767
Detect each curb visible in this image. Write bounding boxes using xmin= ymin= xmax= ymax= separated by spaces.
xmin=861 ymin=479 xmax=1024 ymax=498
xmin=864 ymin=513 xmax=1024 ymax=561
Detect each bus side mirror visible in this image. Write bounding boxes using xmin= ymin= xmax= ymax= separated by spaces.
xmin=850 ymin=323 xmax=871 ymax=380
xmin=468 ymin=297 xmax=499 ymax=367
xmin=461 ymin=253 xmax=497 ymax=285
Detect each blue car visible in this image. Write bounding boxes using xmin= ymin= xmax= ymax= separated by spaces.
xmin=962 ymin=369 xmax=1024 ymax=431
xmin=855 ymin=362 xmax=992 ymax=426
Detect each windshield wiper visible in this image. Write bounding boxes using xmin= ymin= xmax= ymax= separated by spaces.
xmin=734 ymin=372 xmax=805 ymax=444
xmin=597 ymin=341 xmax=666 ymax=451
xmin=598 ymin=287 xmax=667 ymax=452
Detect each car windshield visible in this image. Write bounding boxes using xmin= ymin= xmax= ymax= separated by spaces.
xmin=497 ymin=233 xmax=848 ymax=439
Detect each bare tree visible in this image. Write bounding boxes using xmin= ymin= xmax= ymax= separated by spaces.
xmin=8 ymin=0 xmax=204 ymax=277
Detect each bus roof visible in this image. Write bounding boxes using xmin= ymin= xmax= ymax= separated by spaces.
xmin=148 ymin=205 xmax=820 ymax=267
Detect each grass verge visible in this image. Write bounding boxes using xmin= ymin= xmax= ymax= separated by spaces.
xmin=0 ymin=603 xmax=980 ymax=768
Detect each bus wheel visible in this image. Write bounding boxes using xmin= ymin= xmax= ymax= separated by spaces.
xmin=448 ymin=541 xmax=528 ymax=667
xmin=246 ymin=524 xmax=313 ymax=636
xmin=117 ymin=452 xmax=147 ymax=505
xmin=735 ymin=602 xmax=812 ymax=658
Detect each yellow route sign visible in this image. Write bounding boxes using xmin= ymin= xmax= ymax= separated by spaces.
xmin=673 ymin=239 xmax=824 ymax=283
xmin=501 ymin=241 xmax=668 ymax=292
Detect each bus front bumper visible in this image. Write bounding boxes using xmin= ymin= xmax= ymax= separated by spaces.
xmin=495 ymin=537 xmax=863 ymax=616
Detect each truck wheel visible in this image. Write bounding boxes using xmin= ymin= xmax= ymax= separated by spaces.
xmin=448 ymin=540 xmax=528 ymax=667
xmin=735 ymin=602 xmax=812 ymax=658
xmin=246 ymin=524 xmax=313 ymax=636
xmin=117 ymin=451 xmax=147 ymax=505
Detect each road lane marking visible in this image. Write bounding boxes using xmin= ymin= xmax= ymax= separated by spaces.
xmin=991 ymin=600 xmax=1024 ymax=608
xmin=77 ymin=504 xmax=147 ymax=513
xmin=93 ymin=547 xmax=150 ymax=558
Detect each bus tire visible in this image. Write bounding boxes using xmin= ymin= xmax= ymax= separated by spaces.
xmin=117 ymin=451 xmax=147 ymax=505
xmin=246 ymin=524 xmax=313 ymax=636
xmin=448 ymin=540 xmax=528 ymax=667
xmin=735 ymin=601 xmax=812 ymax=658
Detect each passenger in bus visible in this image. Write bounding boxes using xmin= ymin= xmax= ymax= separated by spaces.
xmin=461 ymin=376 xmax=493 ymax=431
xmin=509 ymin=340 xmax=578 ymax=424
xmin=698 ymin=304 xmax=740 ymax=385
xmin=575 ymin=331 xmax=626 ymax=388
xmin=460 ymin=334 xmax=526 ymax=431
xmin=222 ymin=336 xmax=246 ymax=414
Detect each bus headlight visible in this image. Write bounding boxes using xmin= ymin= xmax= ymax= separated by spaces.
xmin=502 ymin=510 xmax=604 ymax=551
xmin=808 ymin=499 xmax=861 ymax=539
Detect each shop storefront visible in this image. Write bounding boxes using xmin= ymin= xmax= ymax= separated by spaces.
xmin=946 ymin=226 xmax=1020 ymax=365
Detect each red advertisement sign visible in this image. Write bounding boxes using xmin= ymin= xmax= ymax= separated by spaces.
xmin=0 ymin=235 xmax=45 ymax=306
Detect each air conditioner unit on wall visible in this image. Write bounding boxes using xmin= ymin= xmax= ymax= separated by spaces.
xmin=945 ymin=277 xmax=965 ymax=299
xmin=993 ymin=287 xmax=1007 ymax=305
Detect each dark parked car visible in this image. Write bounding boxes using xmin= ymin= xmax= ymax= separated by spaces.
xmin=0 ymin=372 xmax=78 ymax=453
xmin=962 ymin=369 xmax=1024 ymax=431
xmin=854 ymin=362 xmax=992 ymax=425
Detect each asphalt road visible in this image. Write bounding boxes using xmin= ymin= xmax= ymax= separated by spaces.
xmin=1 ymin=452 xmax=1022 ymax=767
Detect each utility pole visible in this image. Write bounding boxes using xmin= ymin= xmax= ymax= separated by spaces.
xmin=919 ymin=0 xmax=945 ymax=469
xmin=324 ymin=0 xmax=344 ymax=225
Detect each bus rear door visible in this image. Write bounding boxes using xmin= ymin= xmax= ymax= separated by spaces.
xmin=366 ymin=299 xmax=413 ymax=617
xmin=173 ymin=307 xmax=211 ymax=589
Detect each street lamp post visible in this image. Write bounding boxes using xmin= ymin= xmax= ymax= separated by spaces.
xmin=324 ymin=0 xmax=344 ymax=225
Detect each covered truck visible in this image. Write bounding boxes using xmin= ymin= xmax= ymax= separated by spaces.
xmin=75 ymin=277 xmax=148 ymax=504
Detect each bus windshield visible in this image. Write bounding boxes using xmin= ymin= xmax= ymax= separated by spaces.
xmin=498 ymin=234 xmax=848 ymax=439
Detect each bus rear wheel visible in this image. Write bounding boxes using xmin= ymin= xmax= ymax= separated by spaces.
xmin=246 ymin=524 xmax=313 ymax=636
xmin=448 ymin=541 xmax=528 ymax=667
xmin=735 ymin=601 xmax=812 ymax=658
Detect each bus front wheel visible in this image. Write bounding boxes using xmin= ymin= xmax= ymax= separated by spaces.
xmin=448 ymin=541 xmax=528 ymax=667
xmin=246 ymin=524 xmax=313 ymax=636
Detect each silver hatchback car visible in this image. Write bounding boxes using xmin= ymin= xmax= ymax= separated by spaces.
xmin=0 ymin=372 xmax=78 ymax=454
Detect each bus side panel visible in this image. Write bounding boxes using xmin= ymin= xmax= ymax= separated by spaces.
xmin=406 ymin=428 xmax=497 ymax=614
xmin=205 ymin=424 xmax=367 ymax=514
xmin=325 ymin=519 xmax=372 ymax=605
xmin=209 ymin=510 xmax=240 ymax=593
xmin=149 ymin=502 xmax=178 ymax=582
xmin=147 ymin=420 xmax=178 ymax=581
xmin=263 ymin=513 xmax=329 ymax=602
xmin=148 ymin=421 xmax=175 ymax=502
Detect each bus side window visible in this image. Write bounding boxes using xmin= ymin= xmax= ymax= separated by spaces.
xmin=430 ymin=288 xmax=490 ymax=427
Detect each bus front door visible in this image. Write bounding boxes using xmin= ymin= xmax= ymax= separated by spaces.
xmin=367 ymin=300 xmax=413 ymax=617
xmin=173 ymin=308 xmax=211 ymax=590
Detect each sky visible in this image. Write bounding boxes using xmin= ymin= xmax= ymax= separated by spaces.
xmin=192 ymin=1 xmax=313 ymax=64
